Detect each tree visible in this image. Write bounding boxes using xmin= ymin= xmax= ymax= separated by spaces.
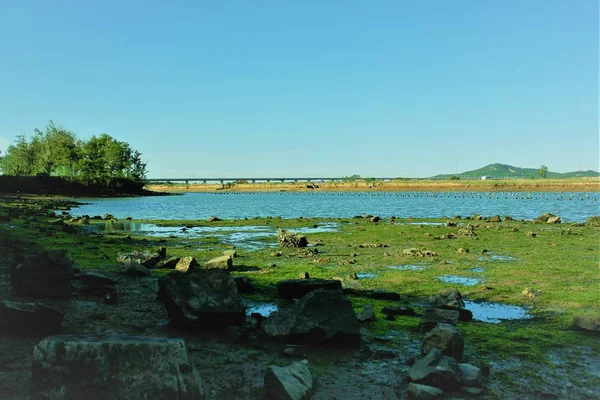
xmin=538 ymin=165 xmax=548 ymax=179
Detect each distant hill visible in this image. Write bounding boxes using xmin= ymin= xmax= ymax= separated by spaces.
xmin=432 ymin=163 xmax=600 ymax=180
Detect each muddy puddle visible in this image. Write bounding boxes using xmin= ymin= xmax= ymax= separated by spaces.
xmin=387 ymin=264 xmax=427 ymax=271
xmin=242 ymin=300 xmax=278 ymax=317
xmin=464 ymin=300 xmax=531 ymax=323
xmin=438 ymin=275 xmax=481 ymax=286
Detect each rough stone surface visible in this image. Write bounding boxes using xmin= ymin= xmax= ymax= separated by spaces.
xmin=573 ymin=314 xmax=600 ymax=332
xmin=429 ymin=289 xmax=465 ymax=309
xmin=155 ymin=256 xmax=181 ymax=269
xmin=116 ymin=250 xmax=161 ymax=267
xmin=0 ymin=300 xmax=63 ymax=334
xmin=276 ymin=279 xmax=342 ymax=300
xmin=459 ymin=363 xmax=484 ymax=387
xmin=233 ymin=276 xmax=256 ymax=294
xmin=421 ymin=323 xmax=464 ymax=360
xmin=407 ymin=383 xmax=444 ymax=399
xmin=357 ymin=304 xmax=376 ymax=322
xmin=382 ymin=304 xmax=416 ymax=317
xmin=278 ymin=229 xmax=308 ymax=248
xmin=11 ymin=250 xmax=74 ymax=298
xmin=263 ymin=289 xmax=360 ymax=345
xmin=223 ymin=250 xmax=237 ymax=258
xmin=158 ymin=269 xmax=245 ymax=328
xmin=118 ymin=262 xmax=151 ymax=277
xmin=408 ymin=348 xmax=460 ymax=391
xmin=204 ymin=255 xmax=233 ymax=270
xmin=175 ymin=256 xmax=199 ymax=273
xmin=73 ymin=272 xmax=115 ymax=297
xmin=264 ymin=360 xmax=313 ymax=400
xmin=420 ymin=308 xmax=459 ymax=333
xmin=32 ymin=333 xmax=205 ymax=400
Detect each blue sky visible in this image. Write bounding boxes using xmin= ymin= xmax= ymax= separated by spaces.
xmin=0 ymin=1 xmax=598 ymax=178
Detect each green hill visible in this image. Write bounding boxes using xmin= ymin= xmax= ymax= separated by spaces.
xmin=432 ymin=163 xmax=599 ymax=180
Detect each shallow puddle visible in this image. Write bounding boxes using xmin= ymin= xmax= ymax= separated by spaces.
xmin=387 ymin=264 xmax=427 ymax=271
xmin=356 ymin=273 xmax=378 ymax=279
xmin=471 ymin=267 xmax=485 ymax=273
xmin=438 ymin=275 xmax=481 ymax=286
xmin=242 ymin=300 xmax=278 ymax=317
xmin=478 ymin=253 xmax=517 ymax=262
xmin=464 ymin=300 xmax=531 ymax=323
xmin=404 ymin=222 xmax=444 ymax=226
xmin=289 ymin=222 xmax=340 ymax=234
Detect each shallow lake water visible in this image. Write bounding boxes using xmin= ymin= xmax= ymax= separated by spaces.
xmin=438 ymin=276 xmax=481 ymax=286
xmin=387 ymin=264 xmax=427 ymax=271
xmin=71 ymin=191 xmax=600 ymax=222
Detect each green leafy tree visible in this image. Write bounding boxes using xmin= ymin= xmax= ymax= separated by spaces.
xmin=0 ymin=135 xmax=36 ymax=175
xmin=538 ymin=165 xmax=548 ymax=179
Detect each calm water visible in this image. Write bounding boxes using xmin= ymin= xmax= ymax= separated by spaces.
xmin=71 ymin=191 xmax=599 ymax=222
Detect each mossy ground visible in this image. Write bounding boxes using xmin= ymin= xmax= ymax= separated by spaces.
xmin=1 ymin=196 xmax=599 ymax=399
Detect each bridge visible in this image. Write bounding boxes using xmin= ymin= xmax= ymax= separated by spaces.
xmin=145 ymin=177 xmax=396 ymax=184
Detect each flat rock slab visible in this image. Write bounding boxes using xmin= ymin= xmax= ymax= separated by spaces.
xmin=276 ymin=279 xmax=342 ymax=300
xmin=264 ymin=360 xmax=313 ymax=400
xmin=263 ymin=289 xmax=360 ymax=345
xmin=407 ymin=383 xmax=443 ymax=399
xmin=204 ymin=255 xmax=233 ymax=270
xmin=158 ymin=269 xmax=245 ymax=328
xmin=32 ymin=333 xmax=205 ymax=400
xmin=420 ymin=308 xmax=459 ymax=333
xmin=116 ymin=250 xmax=162 ymax=267
xmin=0 ymin=300 xmax=63 ymax=334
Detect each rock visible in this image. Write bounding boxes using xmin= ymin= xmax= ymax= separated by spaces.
xmin=489 ymin=215 xmax=501 ymax=222
xmin=536 ymin=213 xmax=557 ymax=223
xmin=204 ymin=255 xmax=233 ymax=270
xmin=547 ymin=216 xmax=561 ymax=224
xmin=343 ymin=289 xmax=401 ymax=301
xmin=370 ymin=216 xmax=381 ymax=223
xmin=11 ymin=250 xmax=74 ymax=298
xmin=407 ymin=383 xmax=444 ymax=399
xmin=118 ymin=262 xmax=151 ymax=277
xmin=158 ymin=269 xmax=245 ymax=328
xmin=223 ymin=250 xmax=237 ymax=258
xmin=526 ymin=231 xmax=537 ymax=237
xmin=116 ymin=250 xmax=162 ymax=268
xmin=428 ymin=289 xmax=465 ymax=309
xmin=382 ymin=305 xmax=416 ymax=317
xmin=32 ymin=333 xmax=205 ymax=400
xmin=73 ymin=272 xmax=115 ymax=297
xmin=459 ymin=363 xmax=484 ymax=387
xmin=461 ymin=386 xmax=485 ymax=396
xmin=276 ymin=279 xmax=342 ymax=300
xmin=282 ymin=347 xmax=296 ymax=357
xmin=264 ymin=360 xmax=312 ymax=400
xmin=233 ymin=276 xmax=256 ymax=294
xmin=298 ymin=272 xmax=310 ymax=279
xmin=456 ymin=248 xmax=469 ymax=254
xmin=175 ymin=256 xmax=199 ymax=272
xmin=503 ymin=215 xmax=514 ymax=221
xmin=445 ymin=221 xmax=457 ymax=227
xmin=408 ymin=348 xmax=460 ymax=391
xmin=573 ymin=314 xmax=600 ymax=332
xmin=420 ymin=308 xmax=459 ymax=333
xmin=357 ymin=304 xmax=376 ymax=322
xmin=208 ymin=216 xmax=221 ymax=222
xmin=421 ymin=323 xmax=464 ymax=360
xmin=0 ymin=300 xmax=63 ymax=334
xmin=155 ymin=256 xmax=181 ymax=269
xmin=278 ymin=229 xmax=308 ymax=248
xmin=521 ymin=287 xmax=541 ymax=298
xmin=403 ymin=248 xmax=436 ymax=257
xmin=263 ymin=289 xmax=360 ymax=345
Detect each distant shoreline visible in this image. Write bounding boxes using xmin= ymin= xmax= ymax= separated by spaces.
xmin=146 ymin=177 xmax=600 ymax=193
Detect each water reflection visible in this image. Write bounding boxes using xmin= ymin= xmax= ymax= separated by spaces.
xmin=464 ymin=300 xmax=531 ymax=323
xmin=438 ymin=276 xmax=481 ymax=286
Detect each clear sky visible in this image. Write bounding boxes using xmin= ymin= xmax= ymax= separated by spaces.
xmin=0 ymin=0 xmax=598 ymax=178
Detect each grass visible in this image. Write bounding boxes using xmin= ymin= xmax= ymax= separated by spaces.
xmin=1 ymin=196 xmax=599 ymax=371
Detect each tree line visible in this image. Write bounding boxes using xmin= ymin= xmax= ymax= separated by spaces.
xmin=0 ymin=122 xmax=147 ymax=185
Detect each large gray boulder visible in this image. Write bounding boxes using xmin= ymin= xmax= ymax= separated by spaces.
xmin=0 ymin=300 xmax=63 ymax=334
xmin=407 ymin=383 xmax=443 ymax=399
xmin=32 ymin=333 xmax=205 ymax=400
xmin=204 ymin=255 xmax=233 ymax=270
xmin=573 ymin=314 xmax=600 ymax=332
xmin=264 ymin=360 xmax=313 ymax=400
xmin=278 ymin=229 xmax=308 ymax=248
xmin=117 ymin=250 xmax=162 ymax=267
xmin=408 ymin=348 xmax=460 ymax=391
xmin=276 ymin=279 xmax=342 ymax=300
xmin=11 ymin=250 xmax=74 ymax=298
xmin=421 ymin=323 xmax=464 ymax=360
xmin=262 ymin=289 xmax=360 ymax=345
xmin=428 ymin=289 xmax=465 ymax=309
xmin=420 ymin=308 xmax=459 ymax=332
xmin=158 ymin=269 xmax=245 ymax=328
xmin=73 ymin=272 xmax=115 ymax=297
xmin=458 ymin=363 xmax=484 ymax=387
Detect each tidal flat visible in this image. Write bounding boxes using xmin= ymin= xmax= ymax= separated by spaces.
xmin=0 ymin=196 xmax=599 ymax=399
